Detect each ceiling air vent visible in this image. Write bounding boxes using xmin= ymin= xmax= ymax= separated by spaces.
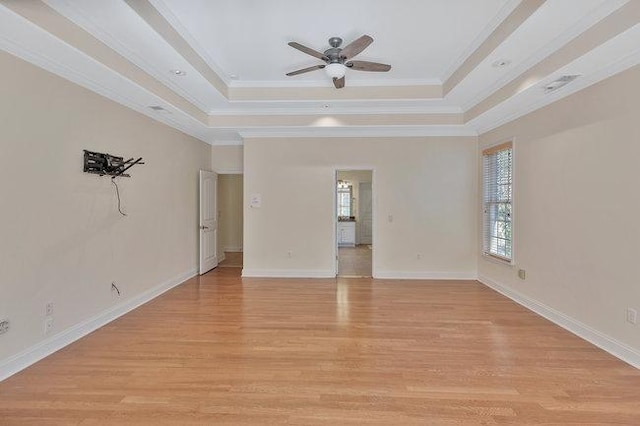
xmin=544 ymin=75 xmax=579 ymax=93
xmin=148 ymin=105 xmax=172 ymax=114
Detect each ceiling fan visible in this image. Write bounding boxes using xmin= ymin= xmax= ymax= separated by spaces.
xmin=286 ymin=35 xmax=391 ymax=89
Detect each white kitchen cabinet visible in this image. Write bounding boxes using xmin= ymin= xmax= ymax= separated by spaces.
xmin=337 ymin=221 xmax=356 ymax=247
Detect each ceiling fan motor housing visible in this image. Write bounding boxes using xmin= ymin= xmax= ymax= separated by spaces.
xmin=325 ymin=37 xmax=346 ymax=63
xmin=328 ymin=37 xmax=343 ymax=48
xmin=324 ymin=47 xmax=344 ymax=63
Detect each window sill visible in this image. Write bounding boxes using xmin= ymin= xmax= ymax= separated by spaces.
xmin=482 ymin=253 xmax=514 ymax=267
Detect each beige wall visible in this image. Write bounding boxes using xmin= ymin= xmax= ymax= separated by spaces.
xmin=243 ymin=137 xmax=477 ymax=278
xmin=478 ymin=65 xmax=640 ymax=355
xmin=211 ymin=145 xmax=243 ymax=173
xmin=218 ymin=174 xmax=243 ymax=252
xmin=0 ymin=51 xmax=211 ymax=367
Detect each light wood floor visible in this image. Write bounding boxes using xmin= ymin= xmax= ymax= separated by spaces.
xmin=338 ymin=245 xmax=372 ymax=277
xmin=218 ymin=251 xmax=243 ymax=268
xmin=1 ymin=269 xmax=640 ymax=425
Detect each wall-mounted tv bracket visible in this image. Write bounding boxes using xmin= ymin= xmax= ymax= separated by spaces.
xmin=83 ymin=150 xmax=145 ymax=178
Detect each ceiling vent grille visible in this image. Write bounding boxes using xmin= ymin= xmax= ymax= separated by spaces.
xmin=544 ymin=75 xmax=579 ymax=93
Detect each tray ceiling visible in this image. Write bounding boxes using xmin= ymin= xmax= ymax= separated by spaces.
xmin=0 ymin=0 xmax=637 ymax=144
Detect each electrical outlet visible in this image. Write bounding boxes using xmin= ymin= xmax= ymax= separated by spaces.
xmin=287 ymin=251 xmax=293 ymax=258
xmin=416 ymin=253 xmax=422 ymax=259
xmin=0 ymin=319 xmax=9 ymax=335
xmin=627 ymin=308 xmax=637 ymax=325
xmin=45 ymin=301 xmax=54 ymax=316
xmin=518 ymin=269 xmax=526 ymax=280
xmin=44 ymin=317 xmax=53 ymax=335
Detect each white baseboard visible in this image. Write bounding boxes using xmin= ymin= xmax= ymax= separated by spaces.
xmin=241 ymin=269 xmax=478 ymax=280
xmin=223 ymin=247 xmax=243 ymax=253
xmin=375 ymin=270 xmax=478 ymax=280
xmin=478 ymin=275 xmax=640 ymax=369
xmin=218 ymin=252 xmax=226 ymax=263
xmin=242 ymin=269 xmax=335 ymax=278
xmin=0 ymin=268 xmax=197 ymax=382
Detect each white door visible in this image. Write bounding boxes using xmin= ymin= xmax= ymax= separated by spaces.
xmin=199 ymin=170 xmax=218 ymax=275
xmin=359 ymin=182 xmax=373 ymax=245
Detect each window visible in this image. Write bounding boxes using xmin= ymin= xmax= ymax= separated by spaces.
xmin=337 ymin=181 xmax=352 ymax=217
xmin=483 ymin=142 xmax=513 ymax=261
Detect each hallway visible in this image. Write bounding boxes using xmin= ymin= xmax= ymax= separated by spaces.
xmin=338 ymin=245 xmax=372 ymax=277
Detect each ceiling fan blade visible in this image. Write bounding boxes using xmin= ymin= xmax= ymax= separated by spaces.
xmin=346 ymin=60 xmax=391 ymax=72
xmin=288 ymin=42 xmax=329 ymax=61
xmin=286 ymin=64 xmax=325 ymax=76
xmin=339 ymin=35 xmax=373 ymax=59
xmin=333 ymin=76 xmax=345 ymax=89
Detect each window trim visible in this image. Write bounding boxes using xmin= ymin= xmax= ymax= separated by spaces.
xmin=482 ymin=140 xmax=514 ymax=265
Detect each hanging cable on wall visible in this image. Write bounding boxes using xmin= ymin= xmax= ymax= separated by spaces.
xmin=111 ymin=177 xmax=127 ymax=216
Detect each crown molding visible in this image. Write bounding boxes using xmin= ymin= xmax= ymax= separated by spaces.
xmin=0 ymin=4 xmax=214 ymax=144
xmin=440 ymin=0 xmax=522 ymax=83
xmin=5 ymin=0 xmax=636 ymax=149
xmin=210 ymin=139 xmax=244 ymax=146
xmin=239 ymin=125 xmax=478 ymax=139
xmin=229 ymin=77 xmax=442 ymax=89
xmin=45 ymin=0 xmax=213 ymax=114
xmin=147 ymin=0 xmax=232 ymax=86
xmin=472 ymin=46 xmax=640 ymax=135
xmin=208 ymin=105 xmax=463 ymax=116
xmin=441 ymin=0 xmax=523 ymax=82
xmin=460 ymin=0 xmax=629 ymax=111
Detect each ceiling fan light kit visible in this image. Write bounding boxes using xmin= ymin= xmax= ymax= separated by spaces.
xmin=325 ymin=63 xmax=346 ymax=79
xmin=286 ymin=35 xmax=391 ymax=89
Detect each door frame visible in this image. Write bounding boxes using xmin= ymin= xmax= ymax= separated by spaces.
xmin=357 ymin=181 xmax=373 ymax=245
xmin=214 ymin=171 xmax=244 ymax=266
xmin=334 ymin=168 xmax=376 ymax=277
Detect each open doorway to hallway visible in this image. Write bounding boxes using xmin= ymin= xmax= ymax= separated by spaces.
xmin=217 ymin=174 xmax=243 ymax=268
xmin=336 ymin=170 xmax=373 ymax=277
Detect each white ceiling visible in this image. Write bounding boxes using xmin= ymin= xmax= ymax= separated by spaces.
xmin=0 ymin=0 xmax=638 ymax=144
xmin=447 ymin=0 xmax=624 ymax=107
xmin=154 ymin=0 xmax=512 ymax=84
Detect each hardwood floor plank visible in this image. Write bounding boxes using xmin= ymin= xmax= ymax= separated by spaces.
xmin=1 ymin=268 xmax=639 ymax=424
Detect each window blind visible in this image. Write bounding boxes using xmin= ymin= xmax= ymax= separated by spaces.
xmin=483 ymin=142 xmax=513 ymax=261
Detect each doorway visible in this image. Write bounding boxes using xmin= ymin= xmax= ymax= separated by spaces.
xmin=336 ymin=170 xmax=373 ymax=277
xmin=217 ymin=174 xmax=244 ymax=268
